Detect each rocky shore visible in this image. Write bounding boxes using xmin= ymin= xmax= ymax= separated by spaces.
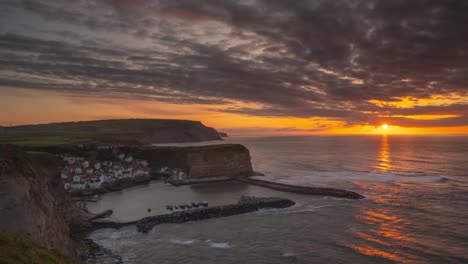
xmin=79 ymin=239 xmax=123 ymax=264
xmin=136 ymin=196 xmax=295 ymax=233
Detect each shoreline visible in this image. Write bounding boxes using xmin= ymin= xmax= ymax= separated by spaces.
xmin=80 ymin=196 xmax=295 ymax=233
xmin=76 ymin=175 xmax=365 ymax=262
xmin=79 ymin=176 xmax=364 ymax=233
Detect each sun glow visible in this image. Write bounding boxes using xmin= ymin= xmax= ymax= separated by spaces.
xmin=382 ymin=124 xmax=389 ymax=129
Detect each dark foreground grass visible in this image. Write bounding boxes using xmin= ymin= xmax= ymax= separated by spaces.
xmin=0 ymin=231 xmax=79 ymax=264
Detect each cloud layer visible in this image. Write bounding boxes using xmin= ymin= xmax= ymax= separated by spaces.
xmin=0 ymin=0 xmax=467 ymax=128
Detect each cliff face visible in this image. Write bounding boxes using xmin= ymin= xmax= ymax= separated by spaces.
xmin=0 ymin=145 xmax=79 ymax=257
xmin=2 ymin=119 xmax=221 ymax=144
xmin=185 ymin=144 xmax=253 ymax=178
xmin=133 ymin=144 xmax=254 ymax=178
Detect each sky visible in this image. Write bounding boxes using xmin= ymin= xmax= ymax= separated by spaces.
xmin=0 ymin=0 xmax=467 ymax=135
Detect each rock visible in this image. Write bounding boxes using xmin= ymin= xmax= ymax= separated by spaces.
xmin=238 ymin=195 xmax=296 ymax=208
xmin=133 ymin=144 xmax=255 ymax=179
xmin=218 ymin=132 xmax=228 ymax=138
xmin=79 ymin=238 xmax=123 ymax=264
xmin=88 ymin=210 xmax=113 ymax=221
xmin=135 ymin=196 xmax=295 ymax=233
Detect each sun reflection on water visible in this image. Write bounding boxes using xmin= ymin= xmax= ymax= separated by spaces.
xmin=346 ymin=207 xmax=416 ymax=263
xmin=377 ymin=135 xmax=391 ymax=172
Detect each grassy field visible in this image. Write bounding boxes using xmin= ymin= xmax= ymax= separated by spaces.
xmin=0 ymin=136 xmax=76 ymax=147
xmin=0 ymin=119 xmax=221 ymax=145
xmin=0 ymin=231 xmax=79 ymax=264
xmin=27 ymin=151 xmax=65 ymax=170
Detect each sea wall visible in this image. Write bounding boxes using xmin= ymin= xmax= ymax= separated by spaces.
xmin=136 ymin=196 xmax=295 ymax=233
xmin=238 ymin=177 xmax=365 ymax=199
xmin=133 ymin=144 xmax=254 ymax=178
xmin=0 ymin=145 xmax=81 ymax=257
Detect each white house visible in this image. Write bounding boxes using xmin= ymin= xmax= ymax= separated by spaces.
xmin=64 ymin=156 xmax=76 ymax=165
xmin=71 ymin=181 xmax=85 ymax=190
xmin=160 ymin=166 xmax=169 ymax=173
xmin=113 ymin=168 xmax=123 ymax=178
xmin=64 ymin=179 xmax=72 ymax=189
xmin=83 ymin=160 xmax=90 ymax=168
xmin=94 ymin=163 xmax=101 ymax=170
xmin=89 ymin=179 xmax=102 ymax=189
xmin=100 ymin=174 xmax=114 ymax=183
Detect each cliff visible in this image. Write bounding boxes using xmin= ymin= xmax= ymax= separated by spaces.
xmin=1 ymin=119 xmax=222 ymax=144
xmin=132 ymin=144 xmax=254 ymax=178
xmin=0 ymin=145 xmax=81 ymax=258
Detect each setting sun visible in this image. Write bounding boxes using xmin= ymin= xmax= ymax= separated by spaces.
xmin=382 ymin=124 xmax=389 ymax=129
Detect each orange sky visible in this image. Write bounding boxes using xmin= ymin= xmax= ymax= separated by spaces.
xmin=1 ymin=1 xmax=468 ymax=137
xmin=1 ymin=88 xmax=467 ymax=136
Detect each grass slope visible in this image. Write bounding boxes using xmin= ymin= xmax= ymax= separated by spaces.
xmin=0 ymin=136 xmax=76 ymax=147
xmin=0 ymin=231 xmax=79 ymax=264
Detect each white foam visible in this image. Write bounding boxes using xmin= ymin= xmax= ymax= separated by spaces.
xmin=169 ymin=239 xmax=196 ymax=245
xmin=254 ymin=171 xmax=447 ymax=186
xmin=109 ymin=231 xmax=121 ymax=240
xmin=205 ymin=240 xmax=231 ymax=249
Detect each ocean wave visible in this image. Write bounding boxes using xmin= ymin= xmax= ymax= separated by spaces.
xmin=205 ymin=240 xmax=231 ymax=249
xmin=258 ymin=171 xmax=448 ymax=186
xmin=169 ymin=239 xmax=196 ymax=245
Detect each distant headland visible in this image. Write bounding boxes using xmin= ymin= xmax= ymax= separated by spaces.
xmin=0 ymin=119 xmax=222 ymax=146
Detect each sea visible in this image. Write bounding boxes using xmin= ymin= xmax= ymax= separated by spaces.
xmin=87 ymin=135 xmax=468 ymax=264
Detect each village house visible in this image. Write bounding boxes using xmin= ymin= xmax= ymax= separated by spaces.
xmin=74 ymin=167 xmax=82 ymax=174
xmin=64 ymin=178 xmax=72 ymax=189
xmin=60 ymin=150 xmax=150 ymax=191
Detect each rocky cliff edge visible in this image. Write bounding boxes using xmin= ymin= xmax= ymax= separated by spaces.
xmin=0 ymin=144 xmax=81 ymax=257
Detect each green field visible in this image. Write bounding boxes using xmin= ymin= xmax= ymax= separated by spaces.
xmin=0 ymin=231 xmax=79 ymax=264
xmin=0 ymin=136 xmax=77 ymax=147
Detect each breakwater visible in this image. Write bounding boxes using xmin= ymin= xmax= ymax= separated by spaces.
xmin=237 ymin=177 xmax=365 ymax=199
xmin=167 ymin=176 xmax=236 ymax=186
xmin=135 ymin=196 xmax=295 ymax=233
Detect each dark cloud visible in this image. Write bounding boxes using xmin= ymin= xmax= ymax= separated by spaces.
xmin=0 ymin=0 xmax=467 ymax=127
